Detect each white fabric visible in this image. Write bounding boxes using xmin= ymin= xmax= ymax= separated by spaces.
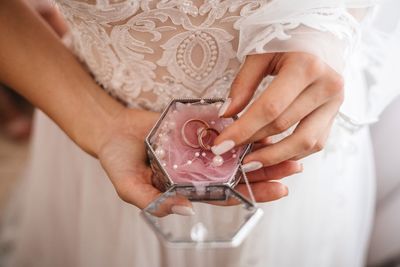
xmin=237 ymin=2 xmax=363 ymax=73
xmin=341 ymin=0 xmax=400 ymax=128
xmin=366 ymin=1 xmax=400 ymax=262
xmin=368 ymin=96 xmax=400 ymax=266
xmin=0 ymin=110 xmax=376 ymax=267
xmin=0 ymin=0 xmax=397 ymax=266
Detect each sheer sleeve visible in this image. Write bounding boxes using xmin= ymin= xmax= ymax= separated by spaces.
xmin=236 ymin=0 xmax=400 ymax=129
xmin=341 ymin=0 xmax=400 ymax=127
xmin=235 ymin=0 xmax=377 ymax=74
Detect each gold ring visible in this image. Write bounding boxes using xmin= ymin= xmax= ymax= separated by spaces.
xmin=181 ymin=119 xmax=210 ymax=148
xmin=198 ymin=127 xmax=220 ymax=151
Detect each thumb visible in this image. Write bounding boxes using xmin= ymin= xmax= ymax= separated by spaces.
xmin=113 ymin=167 xmax=194 ymax=217
xmin=219 ymin=53 xmax=274 ymax=118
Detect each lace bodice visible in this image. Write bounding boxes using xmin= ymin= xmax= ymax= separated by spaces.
xmin=56 ymin=0 xmax=270 ymax=111
xmin=56 ymin=0 xmax=394 ymax=127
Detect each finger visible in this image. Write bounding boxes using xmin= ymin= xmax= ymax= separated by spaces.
xmin=209 ymin=181 xmax=289 ymax=206
xmin=242 ymin=98 xmax=341 ymax=169
xmin=144 ymin=193 xmax=194 ymax=217
xmin=254 ymin=136 xmax=274 ymax=147
xmin=112 ymin=168 xmax=193 ymax=217
xmin=213 ymin=56 xmax=320 ymax=154
xmin=244 ymin=160 xmax=302 ymax=183
xmin=248 ymin=77 xmax=342 ymax=142
xmin=219 ymin=54 xmax=274 ymax=118
xmin=235 ymin=181 xmax=289 ymax=202
xmin=112 ymin=167 xmax=161 ymax=209
xmin=291 ymin=116 xmax=335 ymax=160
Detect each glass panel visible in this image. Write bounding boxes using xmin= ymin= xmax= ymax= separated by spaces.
xmin=142 ymin=184 xmax=263 ymax=248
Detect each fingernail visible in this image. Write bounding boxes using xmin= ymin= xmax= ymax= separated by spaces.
xmin=297 ymin=163 xmax=304 ymax=173
xmin=171 ymin=205 xmax=195 ymax=216
xmin=218 ymin=98 xmax=232 ymax=117
xmin=242 ymin=161 xmax=263 ymax=172
xmin=211 ymin=140 xmax=235 ymax=155
xmin=284 ymin=186 xmax=289 ymax=197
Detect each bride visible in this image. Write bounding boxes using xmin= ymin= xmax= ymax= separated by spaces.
xmin=0 ymin=0 xmax=397 ymax=266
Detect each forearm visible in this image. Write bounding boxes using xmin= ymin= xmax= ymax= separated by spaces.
xmin=0 ymin=0 xmax=123 ymax=156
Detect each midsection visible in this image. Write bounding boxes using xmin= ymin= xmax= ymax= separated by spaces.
xmin=56 ymin=0 xmax=267 ymax=111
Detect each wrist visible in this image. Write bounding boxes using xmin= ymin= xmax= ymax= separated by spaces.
xmin=68 ymin=84 xmax=125 ymax=158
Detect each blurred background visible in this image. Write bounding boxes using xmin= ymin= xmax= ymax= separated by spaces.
xmin=0 ymin=87 xmax=31 ymax=213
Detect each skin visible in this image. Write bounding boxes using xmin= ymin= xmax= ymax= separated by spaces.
xmin=0 ymin=2 xmax=65 ymax=141
xmin=215 ymin=53 xmax=345 ymax=168
xmin=0 ymin=0 xmax=301 ymax=214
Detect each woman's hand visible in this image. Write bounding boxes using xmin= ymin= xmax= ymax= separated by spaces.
xmin=96 ymin=108 xmax=195 ymax=216
xmin=97 ymin=108 xmax=162 ymax=210
xmin=96 ymin=108 xmax=301 ymax=215
xmin=212 ymin=52 xmax=344 ymax=172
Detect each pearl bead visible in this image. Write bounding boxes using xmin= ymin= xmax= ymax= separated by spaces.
xmin=212 ymin=155 xmax=224 ymax=167
xmin=187 ymin=160 xmax=192 ymax=165
xmin=160 ymin=135 xmax=169 ymax=144
xmin=167 ymin=121 xmax=176 ymax=129
xmin=232 ymin=154 xmax=237 ymax=159
xmin=173 ymin=164 xmax=178 ymax=169
xmin=201 ymin=152 xmax=207 ymax=157
xmin=195 ymin=152 xmax=200 ymax=157
xmin=155 ymin=147 xmax=166 ymax=159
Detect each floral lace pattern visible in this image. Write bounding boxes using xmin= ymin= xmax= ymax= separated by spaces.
xmin=56 ymin=0 xmax=268 ymax=111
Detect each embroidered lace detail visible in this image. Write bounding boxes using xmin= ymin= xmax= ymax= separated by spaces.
xmin=55 ymin=0 xmax=267 ymax=111
xmin=250 ymin=8 xmax=358 ymax=53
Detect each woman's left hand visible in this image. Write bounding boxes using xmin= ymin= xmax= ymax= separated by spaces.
xmin=212 ymin=52 xmax=344 ymax=173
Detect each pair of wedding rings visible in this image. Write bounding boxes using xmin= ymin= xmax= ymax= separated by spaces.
xmin=181 ymin=119 xmax=220 ymax=151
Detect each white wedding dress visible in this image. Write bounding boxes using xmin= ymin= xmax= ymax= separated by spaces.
xmin=1 ymin=0 xmax=399 ymax=266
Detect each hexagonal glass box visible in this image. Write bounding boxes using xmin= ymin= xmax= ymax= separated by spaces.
xmin=142 ymin=98 xmax=263 ymax=248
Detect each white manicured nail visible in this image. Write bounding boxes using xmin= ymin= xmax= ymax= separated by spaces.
xmin=171 ymin=205 xmax=195 ymax=216
xmin=218 ymin=98 xmax=232 ymax=117
xmin=297 ymin=163 xmax=304 ymax=173
xmin=242 ymin=161 xmax=263 ymax=173
xmin=211 ymin=140 xmax=235 ymax=155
